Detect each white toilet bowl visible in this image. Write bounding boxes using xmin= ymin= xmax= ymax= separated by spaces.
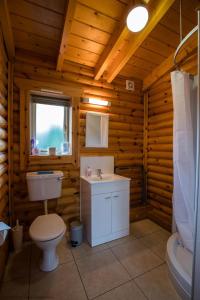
xmin=29 ymin=213 xmax=66 ymax=272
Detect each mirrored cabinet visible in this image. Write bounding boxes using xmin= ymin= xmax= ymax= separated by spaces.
xmin=85 ymin=112 xmax=109 ymax=148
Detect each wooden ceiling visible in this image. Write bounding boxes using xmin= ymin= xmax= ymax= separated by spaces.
xmin=7 ymin=0 xmax=199 ymax=82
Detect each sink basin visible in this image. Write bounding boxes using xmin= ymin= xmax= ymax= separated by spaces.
xmin=81 ymin=173 xmax=130 ymax=184
xmin=90 ymin=175 xmax=113 ymax=182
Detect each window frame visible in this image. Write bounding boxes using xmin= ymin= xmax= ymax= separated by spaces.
xmin=16 ymin=78 xmax=81 ymax=170
xmin=30 ymin=93 xmax=72 ymax=156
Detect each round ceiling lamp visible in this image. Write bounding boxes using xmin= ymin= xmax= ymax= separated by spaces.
xmin=126 ymin=6 xmax=149 ymax=32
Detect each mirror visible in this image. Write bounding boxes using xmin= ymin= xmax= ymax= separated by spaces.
xmin=86 ymin=112 xmax=109 ymax=148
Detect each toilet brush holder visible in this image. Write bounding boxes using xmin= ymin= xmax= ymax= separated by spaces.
xmin=12 ymin=220 xmax=23 ymax=253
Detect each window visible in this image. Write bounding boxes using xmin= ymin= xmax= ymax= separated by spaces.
xmin=16 ymin=78 xmax=79 ymax=170
xmin=30 ymin=94 xmax=72 ymax=156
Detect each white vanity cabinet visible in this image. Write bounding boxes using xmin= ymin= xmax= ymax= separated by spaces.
xmin=80 ymin=176 xmax=130 ymax=247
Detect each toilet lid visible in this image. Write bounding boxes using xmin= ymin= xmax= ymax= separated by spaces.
xmin=29 ymin=214 xmax=66 ymax=242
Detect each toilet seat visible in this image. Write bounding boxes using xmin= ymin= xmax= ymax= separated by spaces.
xmin=29 ymin=213 xmax=66 ymax=242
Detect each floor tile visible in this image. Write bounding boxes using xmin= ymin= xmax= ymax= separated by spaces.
xmin=2 ymin=243 xmax=31 ymax=282
xmin=135 ymin=264 xmax=181 ymax=300
xmin=111 ymin=238 xmax=163 ymax=278
xmin=106 ymin=234 xmax=136 ymax=248
xmin=29 ymin=260 xmax=87 ymax=300
xmin=0 ymin=277 xmax=29 ymax=298
xmin=0 ymin=298 xmax=28 ymax=300
xmin=95 ymin=280 xmax=146 ymax=300
xmin=130 ymin=219 xmax=162 ymax=238
xmin=76 ymin=249 xmax=130 ymax=299
xmin=29 ymin=298 xmax=54 ymax=300
xmin=72 ymin=240 xmax=109 ymax=261
xmin=57 ymin=236 xmax=74 ymax=264
xmin=139 ymin=229 xmax=170 ymax=260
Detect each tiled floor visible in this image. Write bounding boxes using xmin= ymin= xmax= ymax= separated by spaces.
xmin=0 ymin=219 xmax=181 ymax=300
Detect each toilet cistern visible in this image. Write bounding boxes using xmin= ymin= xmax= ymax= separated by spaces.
xmin=26 ymin=171 xmax=66 ymax=272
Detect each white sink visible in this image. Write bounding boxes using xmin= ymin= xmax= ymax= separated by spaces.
xmin=81 ymin=173 xmax=130 ymax=184
xmin=90 ymin=175 xmax=113 ymax=182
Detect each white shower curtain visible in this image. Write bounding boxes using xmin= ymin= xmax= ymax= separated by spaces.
xmin=171 ymin=71 xmax=197 ymax=253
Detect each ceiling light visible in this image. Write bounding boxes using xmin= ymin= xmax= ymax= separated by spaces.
xmin=127 ymin=6 xmax=149 ymax=32
xmin=82 ymin=98 xmax=111 ymax=107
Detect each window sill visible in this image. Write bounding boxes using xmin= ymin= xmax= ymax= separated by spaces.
xmin=28 ymin=154 xmax=76 ymax=166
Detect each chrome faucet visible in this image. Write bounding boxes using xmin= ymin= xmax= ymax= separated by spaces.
xmin=96 ymin=169 xmax=103 ymax=179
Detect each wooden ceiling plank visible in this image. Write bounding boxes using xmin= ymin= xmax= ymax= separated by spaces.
xmin=25 ymin=0 xmax=67 ymax=15
xmin=143 ymin=35 xmax=197 ymax=90
xmin=68 ymin=34 xmax=104 ymax=55
xmin=56 ymin=0 xmax=76 ymax=71
xmin=71 ymin=20 xmax=110 ymax=45
xmin=11 ymin=14 xmax=60 ymax=41
xmin=64 ymin=45 xmax=99 ymax=67
xmin=8 ymin=0 xmax=63 ymax=29
xmin=13 ymin=29 xmax=59 ymax=54
xmin=78 ymin=0 xmax=127 ymax=20
xmin=74 ymin=3 xmax=117 ymax=33
xmin=0 ymin=0 xmax=15 ymax=60
xmin=106 ymin=0 xmax=176 ymax=83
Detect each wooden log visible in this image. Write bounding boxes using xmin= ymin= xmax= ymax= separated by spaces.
xmin=147 ymin=165 xmax=173 ymax=175
xmin=148 ymin=128 xmax=172 ymax=137
xmin=148 ymin=178 xmax=173 ymax=193
xmin=148 ymin=171 xmax=172 ymax=184
xmin=148 ymin=136 xmax=173 ymax=144
xmin=148 ymin=185 xmax=172 ymax=199
xmin=148 ymin=192 xmax=172 ymax=207
xmin=0 ymin=140 xmax=7 ymax=151
xmin=147 ymin=158 xmax=173 ymax=168
xmin=149 ymin=199 xmax=172 ymax=215
xmin=147 ymin=151 xmax=172 ymax=160
xmin=147 ymin=144 xmax=172 ymax=152
xmin=0 ymin=153 xmax=7 ymax=163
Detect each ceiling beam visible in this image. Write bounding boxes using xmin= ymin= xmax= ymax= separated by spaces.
xmin=94 ymin=4 xmax=130 ymax=81
xmin=56 ymin=0 xmax=76 ymax=71
xmin=105 ymin=0 xmax=176 ymax=83
xmin=0 ymin=0 xmax=15 ymax=61
xmin=143 ymin=35 xmax=197 ymax=91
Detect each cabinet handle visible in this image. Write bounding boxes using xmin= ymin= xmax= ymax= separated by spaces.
xmin=113 ymin=195 xmax=119 ymax=198
xmin=105 ymin=196 xmax=111 ymax=200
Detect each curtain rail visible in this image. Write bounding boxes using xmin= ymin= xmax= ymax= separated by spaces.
xmin=174 ymin=25 xmax=198 ymax=67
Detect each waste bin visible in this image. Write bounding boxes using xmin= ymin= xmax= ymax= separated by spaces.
xmin=70 ymin=221 xmax=83 ymax=247
xmin=12 ymin=220 xmax=23 ymax=253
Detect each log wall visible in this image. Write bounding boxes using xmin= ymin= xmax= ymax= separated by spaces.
xmin=13 ymin=56 xmax=146 ymax=237
xmin=0 ymin=29 xmax=9 ymax=279
xmin=146 ymin=53 xmax=197 ymax=230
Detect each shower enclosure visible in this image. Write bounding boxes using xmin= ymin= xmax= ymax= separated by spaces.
xmin=166 ymin=9 xmax=200 ymax=300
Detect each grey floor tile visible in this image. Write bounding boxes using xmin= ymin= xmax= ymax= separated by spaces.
xmin=139 ymin=229 xmax=170 ymax=260
xmin=29 ymin=260 xmax=87 ymax=300
xmin=76 ymin=249 xmax=130 ymax=299
xmin=57 ymin=236 xmax=74 ymax=264
xmin=95 ymin=280 xmax=147 ymax=300
xmin=0 ymin=277 xmax=29 ymax=298
xmin=0 ymin=298 xmax=28 ymax=300
xmin=2 ymin=243 xmax=31 ymax=282
xmin=135 ymin=264 xmax=181 ymax=300
xmin=130 ymin=219 xmax=162 ymax=238
xmin=111 ymin=238 xmax=163 ymax=278
xmin=106 ymin=234 xmax=136 ymax=248
xmin=72 ymin=240 xmax=109 ymax=261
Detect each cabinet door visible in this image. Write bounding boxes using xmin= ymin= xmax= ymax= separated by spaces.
xmin=112 ymin=190 xmax=129 ymax=233
xmin=92 ymin=193 xmax=112 ymax=239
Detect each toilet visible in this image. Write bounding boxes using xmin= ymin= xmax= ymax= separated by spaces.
xmin=26 ymin=171 xmax=66 ymax=272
